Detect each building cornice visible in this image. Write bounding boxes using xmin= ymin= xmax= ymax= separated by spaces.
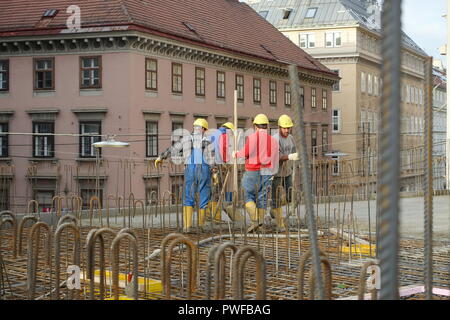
xmin=0 ymin=31 xmax=338 ymax=87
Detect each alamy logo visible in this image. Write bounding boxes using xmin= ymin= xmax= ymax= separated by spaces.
xmin=67 ymin=265 xmax=81 ymax=290
xmin=66 ymin=5 xmax=81 ymax=31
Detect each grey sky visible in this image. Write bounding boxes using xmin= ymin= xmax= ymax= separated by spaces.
xmin=402 ymin=0 xmax=447 ymax=64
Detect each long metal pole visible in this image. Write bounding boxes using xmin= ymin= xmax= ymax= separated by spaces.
xmin=377 ymin=0 xmax=402 ymax=300
xmin=446 ymin=0 xmax=450 ymax=190
xmin=424 ymin=56 xmax=434 ymax=300
xmin=288 ymin=65 xmax=324 ymax=299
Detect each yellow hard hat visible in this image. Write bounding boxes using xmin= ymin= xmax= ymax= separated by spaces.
xmin=278 ymin=114 xmax=294 ymax=128
xmin=253 ymin=113 xmax=269 ymax=125
xmin=193 ymin=118 xmax=208 ymax=130
xmin=222 ymin=122 xmax=235 ymax=130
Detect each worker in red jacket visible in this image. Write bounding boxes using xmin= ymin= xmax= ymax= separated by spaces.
xmin=234 ymin=113 xmax=279 ymax=233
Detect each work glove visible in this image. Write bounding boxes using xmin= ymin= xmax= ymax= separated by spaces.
xmin=154 ymin=157 xmax=163 ymax=168
xmin=212 ymin=172 xmax=219 ymax=186
xmin=288 ymin=153 xmax=299 ymax=161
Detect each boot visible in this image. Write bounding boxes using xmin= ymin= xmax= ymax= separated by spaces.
xmin=246 ymin=201 xmax=262 ymax=233
xmin=208 ymin=201 xmax=221 ymax=222
xmin=183 ymin=206 xmax=194 ymax=233
xmin=198 ymin=208 xmax=206 ymax=232
xmin=273 ymin=207 xmax=286 ymax=232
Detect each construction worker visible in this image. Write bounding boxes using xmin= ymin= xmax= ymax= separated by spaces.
xmin=234 ymin=114 xmax=279 ymax=233
xmin=271 ymin=114 xmax=299 ymax=232
xmin=208 ymin=122 xmax=235 ymax=222
xmin=154 ymin=118 xmax=212 ymax=233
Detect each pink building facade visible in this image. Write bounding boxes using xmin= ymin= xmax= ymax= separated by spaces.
xmin=0 ymin=1 xmax=338 ymax=212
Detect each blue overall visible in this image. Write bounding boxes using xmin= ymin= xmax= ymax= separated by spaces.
xmin=183 ymin=134 xmax=211 ymax=209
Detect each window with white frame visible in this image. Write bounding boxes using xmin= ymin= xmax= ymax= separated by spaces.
xmin=0 ymin=123 xmax=8 ymax=157
xmin=361 ymin=72 xmax=366 ymax=93
xmin=284 ymin=83 xmax=291 ymax=107
xmin=332 ymin=70 xmax=340 ymax=91
xmin=33 ymin=122 xmax=54 ymax=158
xmin=0 ymin=60 xmax=9 ymax=91
xmin=146 ymin=121 xmax=159 ymax=157
xmin=299 ymin=33 xmax=315 ymax=48
xmin=305 ymin=7 xmax=318 ymax=19
xmin=332 ymin=156 xmax=340 ymax=176
xmin=367 ymin=74 xmax=373 ymax=95
xmin=325 ymin=32 xmax=341 ymax=47
xmin=80 ymin=122 xmax=101 ymax=158
xmin=373 ymin=76 xmax=379 ymax=96
xmin=332 ymin=109 xmax=341 ymax=133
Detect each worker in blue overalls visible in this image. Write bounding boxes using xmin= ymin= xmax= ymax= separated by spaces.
xmin=155 ymin=118 xmax=212 ymax=233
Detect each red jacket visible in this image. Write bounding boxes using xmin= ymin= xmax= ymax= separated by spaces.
xmin=236 ymin=129 xmax=278 ymax=171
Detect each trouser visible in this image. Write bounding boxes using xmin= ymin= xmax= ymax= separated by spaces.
xmin=271 ymin=175 xmax=293 ymax=208
xmin=183 ymin=163 xmax=211 ymax=209
xmin=242 ymin=171 xmax=273 ymax=209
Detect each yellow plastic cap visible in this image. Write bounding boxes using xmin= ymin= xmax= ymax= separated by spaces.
xmin=278 ymin=114 xmax=294 ymax=128
xmin=253 ymin=113 xmax=269 ymax=125
xmin=193 ymin=118 xmax=209 ymax=130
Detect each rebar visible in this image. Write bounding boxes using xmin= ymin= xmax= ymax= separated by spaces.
xmin=232 ymin=246 xmax=266 ymax=300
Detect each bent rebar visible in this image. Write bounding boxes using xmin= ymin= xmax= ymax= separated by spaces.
xmin=161 ymin=233 xmax=197 ymax=299
xmin=232 ymin=246 xmax=266 ymax=300
xmin=111 ymin=232 xmax=139 ymax=300
xmin=358 ymin=259 xmax=380 ymax=300
xmin=27 ymin=222 xmax=51 ymax=300
xmin=54 ymin=222 xmax=81 ymax=300
xmin=17 ymin=215 xmax=38 ymax=256
xmin=0 ymin=211 xmax=17 ymax=257
xmin=298 ymin=248 xmax=332 ymax=300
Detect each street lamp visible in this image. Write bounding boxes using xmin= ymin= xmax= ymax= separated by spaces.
xmin=92 ymin=135 xmax=130 ymax=205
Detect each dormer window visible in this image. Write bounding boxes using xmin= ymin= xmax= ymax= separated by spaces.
xmin=42 ymin=9 xmax=58 ymax=18
xmin=305 ymin=7 xmax=317 ymax=19
xmin=283 ymin=9 xmax=292 ymax=20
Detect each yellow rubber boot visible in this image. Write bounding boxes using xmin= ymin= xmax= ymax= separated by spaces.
xmin=212 ymin=202 xmax=221 ymax=222
xmin=273 ymin=207 xmax=286 ymax=232
xmin=198 ymin=208 xmax=206 ymax=228
xmin=183 ymin=206 xmax=194 ymax=233
xmin=246 ymin=201 xmax=261 ymax=233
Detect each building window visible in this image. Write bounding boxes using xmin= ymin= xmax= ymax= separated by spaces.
xmin=361 ymin=72 xmax=366 ymax=93
xmin=236 ymin=74 xmax=244 ymax=101
xmin=0 ymin=186 xmax=9 ymax=210
xmin=283 ymin=9 xmax=293 ymax=20
xmin=322 ymin=129 xmax=328 ymax=154
xmin=145 ymin=178 xmax=160 ymax=205
xmin=299 ymin=33 xmax=315 ymax=48
xmin=311 ymin=128 xmax=317 ymax=157
xmin=145 ymin=58 xmax=158 ymax=91
xmin=259 ymin=11 xmax=268 ymax=19
xmin=269 ymin=80 xmax=277 ymax=105
xmin=34 ymin=190 xmax=54 ymax=212
xmin=284 ymin=83 xmax=291 ymax=107
xmin=311 ymin=88 xmax=317 ymax=109
xmin=253 ymin=78 xmax=261 ymax=103
xmin=172 ymin=63 xmax=183 ymax=93
xmin=325 ymin=32 xmax=341 ymax=47
xmin=0 ymin=60 xmax=9 ymax=91
xmin=332 ymin=156 xmax=340 ymax=176
xmin=217 ymin=71 xmax=226 ymax=98
xmin=80 ymin=188 xmax=103 ymax=210
xmin=367 ymin=74 xmax=373 ymax=95
xmin=80 ymin=122 xmax=101 ymax=158
xmin=172 ymin=122 xmax=184 ymax=157
xmin=300 ymin=87 xmax=305 ymax=108
xmin=80 ymin=56 xmax=101 ymax=89
xmin=33 ymin=122 xmax=54 ymax=158
xmin=322 ymin=90 xmax=328 ymax=110
xmin=332 ymin=70 xmax=340 ymax=91
xmin=374 ymin=76 xmax=379 ymax=96
xmin=332 ymin=109 xmax=341 ymax=133
xmin=171 ymin=177 xmax=184 ymax=205
xmin=195 ymin=67 xmax=205 ymax=96
xmin=305 ymin=7 xmax=318 ymax=19
xmin=146 ymin=121 xmax=159 ymax=157
xmin=0 ymin=123 xmax=8 ymax=157
xmin=34 ymin=58 xmax=54 ymax=90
